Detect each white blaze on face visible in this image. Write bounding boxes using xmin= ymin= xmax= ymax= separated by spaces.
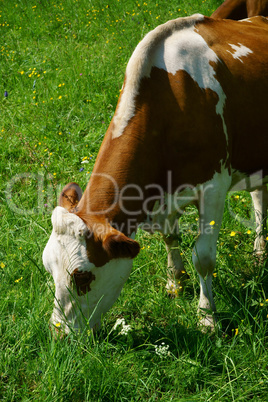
xmin=42 ymin=206 xmax=133 ymax=333
xmin=226 ymin=43 xmax=253 ymax=62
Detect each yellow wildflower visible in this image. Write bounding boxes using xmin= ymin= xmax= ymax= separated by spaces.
xmin=230 ymin=231 xmax=236 ymax=237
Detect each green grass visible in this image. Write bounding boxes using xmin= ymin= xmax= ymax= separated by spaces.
xmin=1 ymin=0 xmax=268 ymax=400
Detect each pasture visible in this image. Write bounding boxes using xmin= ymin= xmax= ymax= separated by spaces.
xmin=1 ymin=0 xmax=268 ymax=400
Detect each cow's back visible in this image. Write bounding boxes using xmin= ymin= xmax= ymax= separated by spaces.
xmin=111 ymin=15 xmax=268 ymax=189
xmin=211 ymin=0 xmax=268 ymax=20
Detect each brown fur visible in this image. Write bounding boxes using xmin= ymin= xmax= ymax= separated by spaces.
xmin=211 ymin=0 xmax=268 ymax=20
xmin=103 ymin=233 xmax=140 ymax=260
xmin=71 ymin=269 xmax=96 ymax=296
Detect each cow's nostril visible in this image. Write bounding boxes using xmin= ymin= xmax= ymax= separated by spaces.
xmin=71 ymin=269 xmax=96 ymax=296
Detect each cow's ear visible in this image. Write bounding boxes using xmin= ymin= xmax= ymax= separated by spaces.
xmin=59 ymin=182 xmax=82 ymax=212
xmin=103 ymin=232 xmax=140 ymax=260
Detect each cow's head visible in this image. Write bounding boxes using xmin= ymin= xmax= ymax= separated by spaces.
xmin=43 ymin=183 xmax=140 ymax=334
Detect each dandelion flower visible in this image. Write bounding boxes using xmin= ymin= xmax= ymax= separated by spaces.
xmin=230 ymin=231 xmax=236 ymax=237
xmin=0 ymin=262 xmax=5 ymax=268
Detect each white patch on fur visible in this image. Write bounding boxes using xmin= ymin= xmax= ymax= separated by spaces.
xmin=50 ymin=257 xmax=133 ymax=333
xmin=43 ymin=207 xmax=92 ymax=278
xmin=112 ymin=14 xmax=228 ymax=143
xmin=152 ymin=24 xmax=228 ymax=143
xmin=112 ymin=14 xmax=205 ymax=139
xmin=227 ymin=43 xmax=253 ymax=62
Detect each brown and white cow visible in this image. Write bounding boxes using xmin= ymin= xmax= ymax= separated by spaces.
xmin=43 ymin=14 xmax=268 ymax=333
xmin=211 ymin=0 xmax=268 ymax=19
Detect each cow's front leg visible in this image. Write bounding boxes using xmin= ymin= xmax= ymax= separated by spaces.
xmin=192 ymin=171 xmax=231 ymax=329
xmin=163 ymin=234 xmax=189 ymax=296
xmin=251 ymin=186 xmax=268 ymax=256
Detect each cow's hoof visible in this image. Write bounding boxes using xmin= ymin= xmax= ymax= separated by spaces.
xmin=198 ymin=311 xmax=217 ymax=332
xmin=166 ymin=270 xmax=189 ymax=297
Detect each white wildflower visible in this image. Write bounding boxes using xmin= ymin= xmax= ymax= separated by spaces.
xmin=112 ymin=318 xmax=125 ymax=331
xmin=112 ymin=318 xmax=132 ymax=335
xmin=154 ymin=342 xmax=170 ymax=359
xmin=120 ymin=324 xmax=132 ymax=335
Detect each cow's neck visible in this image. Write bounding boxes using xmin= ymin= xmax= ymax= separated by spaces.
xmin=75 ymin=121 xmax=159 ymax=235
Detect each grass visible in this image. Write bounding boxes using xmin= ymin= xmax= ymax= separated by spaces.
xmin=1 ymin=0 xmax=268 ymax=400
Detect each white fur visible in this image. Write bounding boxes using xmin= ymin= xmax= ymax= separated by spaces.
xmin=250 ymin=187 xmax=268 ymax=254
xmin=227 ymin=43 xmax=253 ymax=62
xmin=112 ymin=14 xmax=205 ymax=139
xmin=43 ymin=207 xmax=133 ymax=332
xmin=50 ymin=257 xmax=133 ymax=333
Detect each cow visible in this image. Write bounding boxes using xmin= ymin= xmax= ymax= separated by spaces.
xmin=211 ymin=0 xmax=268 ymax=20
xmin=43 ymin=14 xmax=268 ymax=334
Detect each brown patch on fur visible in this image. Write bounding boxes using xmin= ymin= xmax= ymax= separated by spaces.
xmin=71 ymin=269 xmax=96 ymax=296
